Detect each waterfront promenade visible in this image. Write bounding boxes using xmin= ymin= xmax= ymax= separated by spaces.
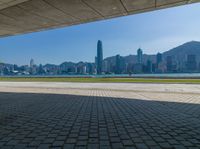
xmin=0 ymin=82 xmax=200 ymax=149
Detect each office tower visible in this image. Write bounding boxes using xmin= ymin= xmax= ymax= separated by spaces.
xmin=82 ymin=66 xmax=87 ymax=74
xmin=38 ymin=64 xmax=45 ymax=74
xmin=95 ymin=56 xmax=97 ymax=66
xmin=87 ymin=63 xmax=93 ymax=74
xmin=166 ymin=56 xmax=173 ymax=72
xmin=103 ymin=60 xmax=109 ymax=73
xmin=137 ymin=48 xmax=143 ymax=64
xmin=133 ymin=63 xmax=143 ymax=74
xmin=97 ymin=40 xmax=103 ymax=74
xmin=30 ymin=59 xmax=34 ymax=68
xmin=156 ymin=53 xmax=162 ymax=65
xmin=146 ymin=60 xmax=153 ymax=73
xmin=30 ymin=58 xmax=36 ymax=75
xmin=187 ymin=54 xmax=197 ymax=71
xmin=115 ymin=54 xmax=121 ymax=74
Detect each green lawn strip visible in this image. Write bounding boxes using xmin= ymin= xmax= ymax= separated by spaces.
xmin=0 ymin=77 xmax=200 ymax=84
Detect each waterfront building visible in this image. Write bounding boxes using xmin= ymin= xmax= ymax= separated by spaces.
xmin=137 ymin=48 xmax=143 ymax=64
xmin=133 ymin=63 xmax=143 ymax=74
xmin=156 ymin=53 xmax=162 ymax=65
xmin=86 ymin=63 xmax=93 ymax=74
xmin=187 ymin=54 xmax=197 ymax=71
xmin=95 ymin=56 xmax=97 ymax=66
xmin=146 ymin=60 xmax=153 ymax=73
xmin=30 ymin=59 xmax=34 ymax=68
xmin=97 ymin=40 xmax=103 ymax=74
xmin=103 ymin=60 xmax=109 ymax=73
xmin=83 ymin=66 xmax=87 ymax=74
xmin=115 ymin=54 xmax=121 ymax=74
xmin=166 ymin=56 xmax=173 ymax=72
xmin=30 ymin=58 xmax=36 ymax=75
xmin=157 ymin=62 xmax=166 ymax=73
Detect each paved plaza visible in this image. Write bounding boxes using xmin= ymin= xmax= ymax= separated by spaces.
xmin=0 ymin=82 xmax=200 ymax=149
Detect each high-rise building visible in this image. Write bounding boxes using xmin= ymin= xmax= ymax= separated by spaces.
xmin=146 ymin=60 xmax=153 ymax=73
xmin=133 ymin=63 xmax=143 ymax=74
xmin=30 ymin=59 xmax=34 ymax=68
xmin=137 ymin=48 xmax=143 ymax=64
xmin=115 ymin=54 xmax=121 ymax=74
xmin=86 ymin=63 xmax=93 ymax=74
xmin=156 ymin=53 xmax=162 ymax=65
xmin=30 ymin=58 xmax=36 ymax=75
xmin=95 ymin=56 xmax=97 ymax=66
xmin=186 ymin=54 xmax=197 ymax=71
xmin=166 ymin=56 xmax=173 ymax=72
xmin=96 ymin=40 xmax=103 ymax=74
xmin=83 ymin=66 xmax=87 ymax=74
xmin=103 ymin=60 xmax=109 ymax=73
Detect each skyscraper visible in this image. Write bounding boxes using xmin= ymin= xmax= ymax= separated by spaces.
xmin=146 ymin=60 xmax=153 ymax=73
xmin=156 ymin=53 xmax=162 ymax=65
xmin=30 ymin=58 xmax=34 ymax=68
xmin=30 ymin=58 xmax=36 ymax=75
xmin=166 ymin=56 xmax=173 ymax=72
xmin=115 ymin=54 xmax=121 ymax=74
xmin=97 ymin=40 xmax=103 ymax=74
xmin=186 ymin=54 xmax=197 ymax=71
xmin=137 ymin=48 xmax=143 ymax=64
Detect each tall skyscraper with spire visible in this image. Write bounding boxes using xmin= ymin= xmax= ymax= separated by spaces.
xmin=137 ymin=48 xmax=143 ymax=64
xmin=96 ymin=40 xmax=103 ymax=74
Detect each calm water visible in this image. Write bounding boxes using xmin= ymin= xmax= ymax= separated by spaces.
xmin=3 ymin=73 xmax=200 ymax=78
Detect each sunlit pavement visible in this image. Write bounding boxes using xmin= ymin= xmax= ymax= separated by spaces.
xmin=0 ymin=82 xmax=200 ymax=149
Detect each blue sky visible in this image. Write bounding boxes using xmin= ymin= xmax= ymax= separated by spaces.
xmin=0 ymin=3 xmax=200 ymax=65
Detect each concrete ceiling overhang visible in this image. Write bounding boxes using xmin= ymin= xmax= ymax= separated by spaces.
xmin=0 ymin=0 xmax=199 ymax=37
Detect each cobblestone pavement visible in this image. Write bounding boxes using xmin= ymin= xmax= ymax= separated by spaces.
xmin=0 ymin=84 xmax=200 ymax=149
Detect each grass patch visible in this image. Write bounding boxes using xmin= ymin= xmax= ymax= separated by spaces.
xmin=0 ymin=77 xmax=200 ymax=84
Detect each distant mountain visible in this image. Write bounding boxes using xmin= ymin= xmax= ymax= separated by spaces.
xmin=104 ymin=41 xmax=200 ymax=64
xmin=104 ymin=54 xmax=156 ymax=65
xmin=44 ymin=64 xmax=58 ymax=68
xmin=60 ymin=62 xmax=75 ymax=68
xmin=163 ymin=41 xmax=200 ymax=63
xmin=60 ymin=62 xmax=75 ymax=66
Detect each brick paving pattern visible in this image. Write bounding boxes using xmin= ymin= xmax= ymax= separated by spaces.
xmin=0 ymin=91 xmax=200 ymax=149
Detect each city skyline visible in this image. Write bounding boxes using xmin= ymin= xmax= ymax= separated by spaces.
xmin=0 ymin=3 xmax=200 ymax=65
xmin=1 ymin=40 xmax=200 ymax=76
xmin=0 ymin=40 xmax=199 ymax=66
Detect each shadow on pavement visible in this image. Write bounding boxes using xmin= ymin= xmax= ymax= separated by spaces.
xmin=0 ymin=92 xmax=200 ymax=149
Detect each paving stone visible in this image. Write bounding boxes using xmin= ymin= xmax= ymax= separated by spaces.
xmin=66 ymin=138 xmax=77 ymax=144
xmin=37 ymin=144 xmax=51 ymax=149
xmin=63 ymin=144 xmax=75 ymax=149
xmin=100 ymin=140 xmax=110 ymax=146
xmin=88 ymin=144 xmax=99 ymax=149
xmin=76 ymin=141 xmax=87 ymax=146
xmin=135 ymin=143 xmax=149 ymax=149
xmin=110 ymin=137 xmax=121 ymax=143
xmin=12 ymin=143 xmax=27 ymax=149
xmin=0 ymin=91 xmax=200 ymax=149
xmin=43 ymin=138 xmax=55 ymax=144
xmin=52 ymin=141 xmax=65 ymax=147
xmin=111 ymin=142 xmax=124 ymax=149
xmin=6 ymin=140 xmax=19 ymax=146
xmin=28 ymin=141 xmax=41 ymax=147
xmin=159 ymin=142 xmax=173 ymax=149
xmin=122 ymin=140 xmax=134 ymax=146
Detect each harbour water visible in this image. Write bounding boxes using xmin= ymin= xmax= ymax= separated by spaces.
xmin=2 ymin=73 xmax=200 ymax=78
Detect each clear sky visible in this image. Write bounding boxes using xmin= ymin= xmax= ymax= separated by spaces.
xmin=0 ymin=3 xmax=200 ymax=65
